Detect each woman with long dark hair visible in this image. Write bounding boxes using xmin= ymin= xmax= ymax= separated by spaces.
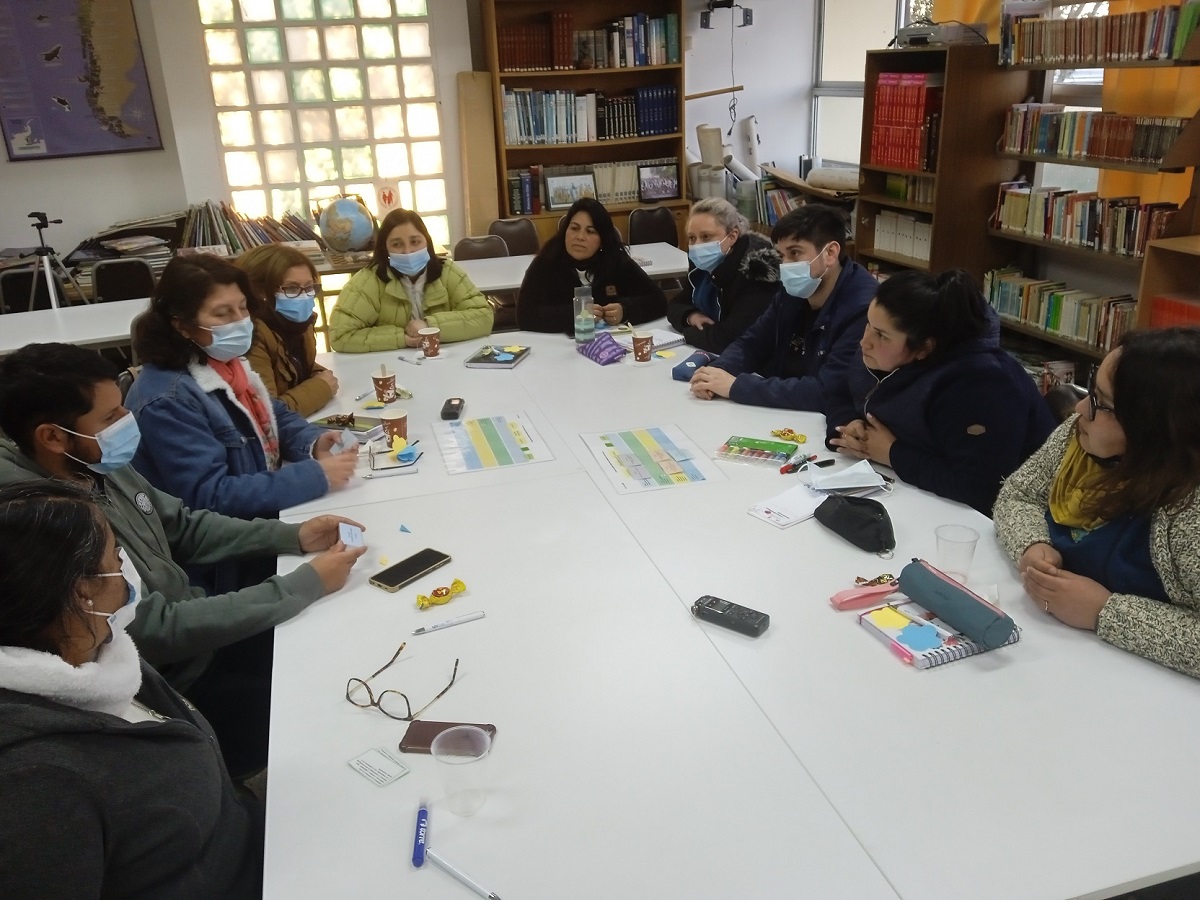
xmin=329 ymin=207 xmax=492 ymax=352
xmin=0 ymin=481 xmax=264 ymax=897
xmin=827 ymin=268 xmax=1055 ymax=514
xmin=516 ymin=197 xmax=666 ymax=332
xmin=994 ymin=326 xmax=1200 ymax=677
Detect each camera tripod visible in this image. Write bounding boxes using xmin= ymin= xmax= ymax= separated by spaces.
xmin=19 ymin=212 xmax=86 ymax=311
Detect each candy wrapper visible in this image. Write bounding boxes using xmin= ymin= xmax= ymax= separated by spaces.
xmin=416 ymin=578 xmax=467 ymax=610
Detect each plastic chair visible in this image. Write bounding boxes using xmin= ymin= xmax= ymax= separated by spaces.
xmin=452 ymin=236 xmax=516 ymax=332
xmin=0 ymin=268 xmax=56 ymax=313
xmin=117 ymin=366 xmax=142 ymax=402
xmin=452 ymin=235 xmax=509 ymax=261
xmin=1045 ymin=383 xmax=1086 ymax=423
xmin=628 ymin=206 xmax=679 ymax=248
xmin=487 ymin=218 xmax=540 ymax=256
xmin=92 ymin=258 xmax=156 ymax=304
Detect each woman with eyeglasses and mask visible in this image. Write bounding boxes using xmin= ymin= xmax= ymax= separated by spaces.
xmin=329 ymin=207 xmax=492 ymax=352
xmin=236 ymin=243 xmax=339 ymax=417
xmin=827 ymin=268 xmax=1055 ymax=515
xmin=994 ymin=326 xmax=1200 ymax=678
xmin=0 ymin=481 xmax=264 ymax=898
xmin=126 ymin=254 xmax=356 ymax=526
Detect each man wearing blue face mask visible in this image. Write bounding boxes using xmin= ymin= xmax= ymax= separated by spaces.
xmin=238 ymin=243 xmax=340 ymax=417
xmin=688 ymin=204 xmax=877 ymax=412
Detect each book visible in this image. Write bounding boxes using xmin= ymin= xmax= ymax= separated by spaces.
xmin=463 ymin=344 xmax=531 ymax=369
xmin=858 ymin=599 xmax=1021 ymax=669
xmin=612 ymin=328 xmax=684 ymax=352
xmin=312 ymin=414 xmax=384 ymax=443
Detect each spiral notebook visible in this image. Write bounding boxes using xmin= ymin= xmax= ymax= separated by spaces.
xmin=858 ymin=600 xmax=1021 ymax=669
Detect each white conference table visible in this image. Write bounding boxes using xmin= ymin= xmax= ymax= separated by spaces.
xmin=0 ymin=295 xmax=149 ymax=356
xmin=268 ymin=328 xmax=1200 ymax=900
xmin=454 ymin=241 xmax=688 ymax=292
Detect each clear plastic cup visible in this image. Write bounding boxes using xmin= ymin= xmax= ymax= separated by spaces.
xmin=935 ymin=524 xmax=980 ymax=583
xmin=430 ymin=725 xmax=491 ymax=816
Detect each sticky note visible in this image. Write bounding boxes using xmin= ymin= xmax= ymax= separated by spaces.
xmin=866 ymin=607 xmax=911 ymax=630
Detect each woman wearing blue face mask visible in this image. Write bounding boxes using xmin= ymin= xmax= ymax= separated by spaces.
xmin=665 ymin=198 xmax=781 ymax=354
xmin=0 ymin=481 xmax=266 ymax=899
xmin=237 ymin=243 xmax=339 ymax=417
xmin=126 ymin=254 xmax=357 ymax=535
xmin=329 ymin=207 xmax=493 ymax=352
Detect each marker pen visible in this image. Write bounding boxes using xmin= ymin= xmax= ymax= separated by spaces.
xmin=412 ymin=799 xmax=428 ymax=868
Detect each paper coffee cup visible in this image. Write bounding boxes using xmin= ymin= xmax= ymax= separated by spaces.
xmin=372 ymin=373 xmax=397 ymax=403
xmin=380 ymin=410 xmax=408 ymax=441
xmin=418 ymin=327 xmax=441 ymax=358
xmin=632 ymin=332 xmax=653 ymax=363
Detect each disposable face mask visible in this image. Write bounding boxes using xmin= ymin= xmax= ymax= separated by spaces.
xmin=688 ymin=240 xmax=725 ymax=273
xmin=275 ymin=293 xmax=317 ymax=322
xmin=199 ymin=317 xmax=254 ymax=361
xmin=61 ymin=412 xmax=141 ymax=475
xmin=390 ymin=248 xmax=430 ymax=276
xmin=809 ymin=459 xmax=888 ymax=492
xmin=779 ymin=244 xmax=831 ymax=299
xmin=86 ymin=558 xmax=141 ymax=644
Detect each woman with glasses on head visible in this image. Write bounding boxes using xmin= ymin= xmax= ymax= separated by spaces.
xmin=126 ymin=254 xmax=357 ymax=526
xmin=0 ymin=481 xmax=264 ymax=898
xmin=237 ymin=243 xmax=338 ymax=417
xmin=994 ymin=326 xmax=1200 ymax=678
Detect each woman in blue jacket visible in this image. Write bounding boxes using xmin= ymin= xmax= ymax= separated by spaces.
xmin=827 ymin=269 xmax=1055 ymax=515
xmin=126 ymin=254 xmax=357 ymax=525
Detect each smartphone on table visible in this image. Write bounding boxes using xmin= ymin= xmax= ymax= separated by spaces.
xmin=368 ymin=548 xmax=452 ymax=593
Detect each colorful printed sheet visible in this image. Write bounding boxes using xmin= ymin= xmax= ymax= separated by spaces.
xmin=433 ymin=412 xmax=553 ymax=474
xmin=580 ymin=425 xmax=722 ymax=493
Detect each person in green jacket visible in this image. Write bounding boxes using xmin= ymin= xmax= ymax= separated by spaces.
xmin=329 ymin=207 xmax=493 ymax=352
xmin=0 ymin=343 xmax=368 ymax=777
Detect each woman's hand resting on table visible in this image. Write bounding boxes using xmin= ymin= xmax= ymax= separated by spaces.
xmin=1019 ymin=542 xmax=1111 ymax=630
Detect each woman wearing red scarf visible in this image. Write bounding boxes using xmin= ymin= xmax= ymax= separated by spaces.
xmin=126 ymin=255 xmax=357 ymax=542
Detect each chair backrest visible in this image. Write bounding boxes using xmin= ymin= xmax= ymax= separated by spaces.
xmin=92 ymin=258 xmax=156 ymax=304
xmin=1045 ymin=382 xmax=1086 ymax=423
xmin=628 ymin=206 xmax=679 ymax=248
xmin=116 ymin=366 xmax=142 ymax=402
xmin=452 ymin=235 xmax=509 ymax=261
xmin=0 ymin=268 xmax=55 ymax=313
xmin=487 ymin=218 xmax=540 ymax=256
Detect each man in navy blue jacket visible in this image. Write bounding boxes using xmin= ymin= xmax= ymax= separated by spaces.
xmin=688 ymin=204 xmax=878 ymax=411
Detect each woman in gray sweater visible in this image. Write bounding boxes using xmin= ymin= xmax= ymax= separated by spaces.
xmin=0 ymin=481 xmax=264 ymax=898
xmin=993 ymin=326 xmax=1200 ymax=678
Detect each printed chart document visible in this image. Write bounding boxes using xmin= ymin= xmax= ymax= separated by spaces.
xmin=433 ymin=412 xmax=554 ymax=474
xmin=580 ymin=424 xmax=723 ymax=493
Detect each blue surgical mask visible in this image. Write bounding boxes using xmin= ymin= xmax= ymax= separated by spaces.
xmin=688 ymin=240 xmax=726 ymax=273
xmin=779 ymin=244 xmax=832 ymax=299
xmin=275 ymin=293 xmax=316 ymax=323
xmin=390 ymin=248 xmax=430 ymax=277
xmin=199 ymin=317 xmax=254 ymax=362
xmin=86 ymin=560 xmax=140 ymax=643
xmin=62 ymin=413 xmax=142 ymax=475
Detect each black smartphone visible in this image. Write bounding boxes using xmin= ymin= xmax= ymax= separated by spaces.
xmin=368 ymin=548 xmax=451 ymax=593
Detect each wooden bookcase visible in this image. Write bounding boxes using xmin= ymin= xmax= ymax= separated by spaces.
xmin=988 ymin=37 xmax=1200 ymax=360
xmin=854 ymin=45 xmax=1038 ymax=281
xmin=479 ymin=0 xmax=688 ymax=246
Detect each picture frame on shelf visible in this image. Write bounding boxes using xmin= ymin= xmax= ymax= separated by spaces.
xmin=546 ymin=173 xmax=597 ymax=210
xmin=638 ymin=163 xmax=681 ymax=201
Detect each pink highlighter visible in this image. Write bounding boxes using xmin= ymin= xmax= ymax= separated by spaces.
xmin=829 ymin=580 xmax=901 ymax=611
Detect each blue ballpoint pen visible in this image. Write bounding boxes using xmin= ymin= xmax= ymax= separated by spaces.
xmin=412 ymin=799 xmax=428 ymax=868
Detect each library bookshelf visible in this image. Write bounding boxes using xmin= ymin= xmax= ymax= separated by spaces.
xmin=854 ymin=45 xmax=1037 ymax=280
xmin=480 ymin=0 xmax=688 ymax=246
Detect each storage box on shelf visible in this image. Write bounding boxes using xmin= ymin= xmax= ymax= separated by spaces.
xmin=1139 ymin=234 xmax=1200 ymax=328
xmin=481 ymin=0 xmax=688 ymax=246
xmin=987 ymin=12 xmax=1200 ymax=361
xmin=854 ymin=45 xmax=1037 ymax=280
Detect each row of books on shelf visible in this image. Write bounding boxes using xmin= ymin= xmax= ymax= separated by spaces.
xmin=999 ymin=1 xmax=1200 ymax=66
xmin=506 ymin=157 xmax=678 ymax=215
xmin=991 ymin=180 xmax=1179 ymax=257
xmin=883 ymin=173 xmax=935 ymax=205
xmin=497 ymin=12 xmax=680 ymax=72
xmin=984 ymin=265 xmax=1137 ymax=352
xmin=868 ymin=72 xmax=943 ymax=172
xmin=501 ymin=85 xmax=678 ymax=146
xmin=179 ymin=201 xmax=325 ymax=260
xmin=1150 ymin=292 xmax=1200 ymax=326
xmin=758 ymin=180 xmax=806 ymax=227
xmin=1001 ymin=103 xmax=1191 ymax=166
xmin=873 ymin=210 xmax=932 ymax=262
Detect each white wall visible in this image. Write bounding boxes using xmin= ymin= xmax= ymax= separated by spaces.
xmin=0 ymin=0 xmax=474 ymax=253
xmin=684 ymin=0 xmax=817 ymax=176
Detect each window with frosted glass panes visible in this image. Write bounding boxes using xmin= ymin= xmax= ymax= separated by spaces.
xmin=196 ymin=0 xmax=448 ymax=249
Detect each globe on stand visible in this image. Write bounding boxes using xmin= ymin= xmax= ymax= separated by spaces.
xmin=319 ymin=198 xmax=377 ymax=252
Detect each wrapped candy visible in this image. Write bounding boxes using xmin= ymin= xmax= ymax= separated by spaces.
xmin=770 ymin=427 xmax=807 ymax=444
xmin=416 ymin=578 xmax=467 ymax=610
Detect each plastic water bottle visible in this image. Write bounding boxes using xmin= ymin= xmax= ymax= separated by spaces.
xmin=573 ymin=286 xmax=595 ymax=343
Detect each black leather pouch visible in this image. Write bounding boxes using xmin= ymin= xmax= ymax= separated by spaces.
xmin=814 ymin=495 xmax=896 ymax=555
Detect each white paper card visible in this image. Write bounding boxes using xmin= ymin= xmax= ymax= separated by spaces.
xmin=748 ymin=483 xmax=826 ymax=529
xmin=348 ymin=747 xmax=410 ymax=787
xmin=338 ymin=523 xmax=364 ymax=547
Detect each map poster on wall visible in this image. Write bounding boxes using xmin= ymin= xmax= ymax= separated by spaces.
xmin=0 ymin=0 xmax=163 ymax=161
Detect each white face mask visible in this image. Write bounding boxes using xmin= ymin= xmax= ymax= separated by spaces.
xmin=810 ymin=459 xmax=889 ymax=492
xmin=85 ymin=550 xmax=141 ymax=644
